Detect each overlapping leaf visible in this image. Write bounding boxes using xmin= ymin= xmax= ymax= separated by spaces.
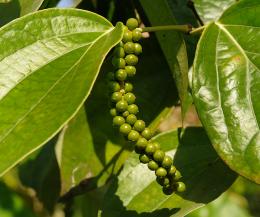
xmin=193 ymin=0 xmax=260 ymax=183
xmin=0 ymin=9 xmax=124 ymax=177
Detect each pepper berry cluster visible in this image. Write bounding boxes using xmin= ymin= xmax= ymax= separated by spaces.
xmin=108 ymin=18 xmax=186 ymax=195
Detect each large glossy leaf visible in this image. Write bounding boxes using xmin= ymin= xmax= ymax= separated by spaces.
xmin=57 ymin=37 xmax=179 ymax=194
xmin=0 ymin=9 xmax=124 ymax=177
xmin=192 ymin=0 xmax=260 ymax=183
xmin=194 ymin=0 xmax=236 ymax=24
xmin=101 ymin=128 xmax=237 ymax=217
xmin=139 ymin=0 xmax=191 ymax=117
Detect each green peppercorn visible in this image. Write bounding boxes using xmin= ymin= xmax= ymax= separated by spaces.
xmin=127 ymin=104 xmax=139 ymax=114
xmin=148 ymin=160 xmax=159 ymax=171
xmin=113 ymin=46 xmax=125 ymax=58
xmin=113 ymin=116 xmax=125 ymax=126
xmin=163 ymin=185 xmax=174 ymax=195
xmin=124 ymin=82 xmax=133 ymax=92
xmin=153 ymin=142 xmax=160 ymax=150
xmin=124 ymin=92 xmax=136 ymax=104
xmin=136 ymin=137 xmax=148 ymax=150
xmin=124 ymin=42 xmax=135 ymax=54
xmin=141 ymin=128 xmax=152 ymax=139
xmin=123 ymin=30 xmax=132 ymax=43
xmin=119 ymin=123 xmax=132 ymax=135
xmin=111 ymin=92 xmax=122 ymax=102
xmin=175 ymin=182 xmax=186 ymax=192
xmin=110 ymin=108 xmax=117 ymax=117
xmin=126 ymin=114 xmax=137 ymax=125
xmin=125 ymin=66 xmax=136 ymax=77
xmin=134 ymin=43 xmax=142 ymax=55
xmin=116 ymin=100 xmax=128 ymax=112
xmin=153 ymin=150 xmax=165 ymax=163
xmin=125 ymin=54 xmax=138 ymax=65
xmin=122 ymin=111 xmax=130 ymax=117
xmin=109 ymin=81 xmax=120 ymax=92
xmin=174 ymin=170 xmax=182 ymax=180
xmin=168 ymin=165 xmax=176 ymax=176
xmin=128 ymin=130 xmax=140 ymax=141
xmin=145 ymin=143 xmax=156 ymax=155
xmin=139 ymin=154 xmax=150 ymax=164
xmin=133 ymin=120 xmax=146 ymax=132
xmin=156 ymin=167 xmax=167 ymax=178
xmin=156 ymin=177 xmax=170 ymax=186
xmin=132 ymin=29 xmax=142 ymax=42
xmin=112 ymin=57 xmax=126 ymax=69
xmin=126 ymin=18 xmax=139 ymax=30
xmin=115 ymin=69 xmax=127 ymax=81
xmin=162 ymin=156 xmax=173 ymax=169
xmin=116 ymin=41 xmax=124 ymax=47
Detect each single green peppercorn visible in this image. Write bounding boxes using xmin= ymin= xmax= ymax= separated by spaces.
xmin=175 ymin=182 xmax=186 ymax=192
xmin=116 ymin=41 xmax=124 ymax=47
xmin=113 ymin=46 xmax=125 ymax=58
xmin=115 ymin=69 xmax=127 ymax=81
xmin=126 ymin=18 xmax=139 ymax=30
xmin=125 ymin=54 xmax=138 ymax=65
xmin=145 ymin=143 xmax=156 ymax=155
xmin=168 ymin=165 xmax=176 ymax=176
xmin=112 ymin=57 xmax=126 ymax=69
xmin=139 ymin=154 xmax=150 ymax=164
xmin=116 ymin=100 xmax=128 ymax=112
xmin=123 ymin=30 xmax=132 ymax=43
xmin=174 ymin=170 xmax=182 ymax=180
xmin=162 ymin=155 xmax=173 ymax=169
xmin=135 ymin=137 xmax=148 ymax=150
xmin=152 ymin=142 xmax=160 ymax=150
xmin=153 ymin=150 xmax=165 ymax=162
xmin=156 ymin=167 xmax=167 ymax=178
xmin=127 ymin=104 xmax=139 ymax=114
xmin=110 ymin=108 xmax=117 ymax=117
xmin=128 ymin=130 xmax=140 ymax=141
xmin=126 ymin=114 xmax=137 ymax=125
xmin=156 ymin=177 xmax=170 ymax=186
xmin=124 ymin=92 xmax=136 ymax=104
xmin=134 ymin=43 xmax=142 ymax=55
xmin=163 ymin=185 xmax=174 ymax=195
xmin=119 ymin=123 xmax=132 ymax=135
xmin=109 ymin=81 xmax=120 ymax=92
xmin=124 ymin=82 xmax=133 ymax=92
xmin=141 ymin=128 xmax=152 ymax=139
xmin=125 ymin=66 xmax=136 ymax=77
xmin=148 ymin=160 xmax=159 ymax=171
xmin=113 ymin=116 xmax=125 ymax=126
xmin=133 ymin=120 xmax=146 ymax=132
xmin=124 ymin=42 xmax=135 ymax=54
xmin=122 ymin=111 xmax=130 ymax=117
xmin=132 ymin=29 xmax=142 ymax=41
xmin=111 ymin=92 xmax=122 ymax=102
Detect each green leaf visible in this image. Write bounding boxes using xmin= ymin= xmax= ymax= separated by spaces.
xmin=192 ymin=0 xmax=260 ymax=184
xmin=194 ymin=0 xmax=237 ymax=24
xmin=0 ymin=9 xmax=124 ymax=177
xmin=139 ymin=0 xmax=191 ymax=118
xmin=57 ymin=36 xmax=179 ymax=194
xmin=19 ymin=0 xmax=44 ymax=16
xmin=101 ymin=128 xmax=237 ymax=217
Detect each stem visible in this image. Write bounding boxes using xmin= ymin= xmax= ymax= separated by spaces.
xmin=141 ymin=25 xmax=192 ymax=34
xmin=190 ymin=25 xmax=206 ymax=35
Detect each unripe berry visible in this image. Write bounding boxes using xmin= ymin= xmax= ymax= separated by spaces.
xmin=126 ymin=114 xmax=137 ymax=125
xmin=119 ymin=123 xmax=132 ymax=135
xmin=113 ymin=46 xmax=125 ymax=58
xmin=132 ymin=29 xmax=142 ymax=41
xmin=109 ymin=108 xmax=117 ymax=117
xmin=156 ymin=177 xmax=170 ymax=186
xmin=115 ymin=69 xmax=127 ymax=81
xmin=116 ymin=100 xmax=128 ymax=112
xmin=112 ymin=57 xmax=125 ymax=69
xmin=124 ymin=92 xmax=136 ymax=104
xmin=125 ymin=54 xmax=138 ymax=65
xmin=134 ymin=43 xmax=142 ymax=55
xmin=133 ymin=120 xmax=146 ymax=132
xmin=135 ymin=137 xmax=148 ymax=150
xmin=125 ymin=66 xmax=136 ymax=77
xmin=113 ymin=116 xmax=125 ymax=126
xmin=175 ymin=182 xmax=186 ymax=192
xmin=124 ymin=82 xmax=133 ymax=93
xmin=128 ymin=130 xmax=140 ymax=141
xmin=111 ymin=92 xmax=122 ymax=102
xmin=141 ymin=128 xmax=152 ymax=139
xmin=124 ymin=42 xmax=135 ymax=54
xmin=162 ymin=156 xmax=173 ymax=169
xmin=168 ymin=165 xmax=176 ymax=176
xmin=126 ymin=18 xmax=139 ymax=30
xmin=153 ymin=150 xmax=165 ymax=163
xmin=123 ymin=30 xmax=132 ymax=43
xmin=139 ymin=154 xmax=150 ymax=164
xmin=122 ymin=111 xmax=130 ymax=117
xmin=156 ymin=167 xmax=167 ymax=178
xmin=145 ymin=143 xmax=156 ymax=155
xmin=127 ymin=104 xmax=139 ymax=114
xmin=174 ymin=170 xmax=182 ymax=180
xmin=148 ymin=160 xmax=159 ymax=171
xmin=109 ymin=81 xmax=120 ymax=92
